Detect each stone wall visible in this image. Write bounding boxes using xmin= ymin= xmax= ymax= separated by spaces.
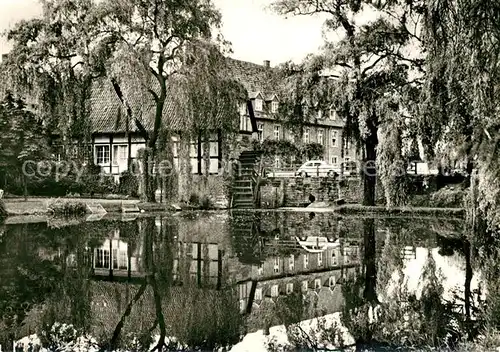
xmin=338 ymin=178 xmax=385 ymax=205
xmin=259 ymin=177 xmax=385 ymax=208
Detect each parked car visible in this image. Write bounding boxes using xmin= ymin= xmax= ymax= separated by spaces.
xmin=295 ymin=160 xmax=339 ymax=177
xmin=295 ymin=236 xmax=340 ymax=253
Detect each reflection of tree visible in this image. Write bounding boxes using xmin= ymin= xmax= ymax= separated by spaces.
xmin=363 ymin=219 xmax=378 ymax=304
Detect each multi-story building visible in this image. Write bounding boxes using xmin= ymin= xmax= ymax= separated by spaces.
xmin=227 ymin=58 xmax=358 ymax=170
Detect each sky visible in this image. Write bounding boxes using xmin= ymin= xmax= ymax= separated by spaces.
xmin=0 ymin=0 xmax=328 ymax=66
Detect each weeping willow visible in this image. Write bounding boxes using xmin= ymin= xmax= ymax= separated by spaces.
xmin=422 ymin=0 xmax=500 ymax=233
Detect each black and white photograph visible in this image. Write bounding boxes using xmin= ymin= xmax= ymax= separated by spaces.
xmin=0 ymin=0 xmax=498 ymax=351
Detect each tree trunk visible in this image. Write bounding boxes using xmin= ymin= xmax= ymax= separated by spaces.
xmin=463 ymin=239 xmax=473 ymax=340
xmin=23 ymin=173 xmax=28 ymax=201
xmin=363 ymin=137 xmax=377 ymax=206
xmin=143 ymin=146 xmax=156 ymax=202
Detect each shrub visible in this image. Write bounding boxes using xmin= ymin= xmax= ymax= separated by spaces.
xmin=199 ymin=194 xmax=213 ymax=210
xmin=188 ymin=192 xmax=213 ymax=209
xmin=431 ymin=186 xmax=466 ymax=208
xmin=119 ymin=170 xmax=139 ymax=197
xmin=189 ymin=192 xmax=200 ymax=205
xmin=48 ymin=200 xmax=88 ymax=216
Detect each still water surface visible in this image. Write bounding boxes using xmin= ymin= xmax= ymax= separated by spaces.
xmin=0 ymin=211 xmax=479 ymax=351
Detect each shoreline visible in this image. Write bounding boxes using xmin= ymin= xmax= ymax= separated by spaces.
xmin=2 ymin=198 xmax=465 ymax=222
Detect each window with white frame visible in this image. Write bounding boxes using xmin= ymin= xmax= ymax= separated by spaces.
xmin=286 ymin=283 xmax=294 ymax=295
xmin=331 ymin=156 xmax=338 ymax=165
xmin=317 ymin=109 xmax=323 ymax=119
xmin=289 ymin=132 xmax=295 ymax=143
xmin=304 ymin=128 xmax=310 ymax=144
xmin=95 ymin=248 xmax=110 ymax=269
xmin=240 ymin=115 xmax=249 ymax=131
xmin=255 ymin=98 xmax=263 ymax=111
xmin=272 ymin=101 xmax=279 ymax=113
xmin=274 ymin=258 xmax=280 ymax=273
xmin=331 ymin=131 xmax=338 ymax=147
xmin=318 ymin=129 xmax=324 ymax=145
xmin=271 ymin=285 xmax=279 ymax=297
xmin=274 ymin=125 xmax=280 ymax=140
xmin=345 ymin=141 xmax=351 ymax=155
xmin=317 ymin=253 xmax=323 ymax=266
xmin=112 ymin=145 xmax=127 ymax=165
xmin=330 ymin=108 xmax=337 ymax=120
xmin=257 ymin=123 xmax=264 ymax=142
xmin=314 ymin=278 xmax=321 ymax=289
xmin=95 ymin=145 xmax=110 ymax=165
xmin=289 ymin=254 xmax=295 ymax=271
xmin=255 ymin=288 xmax=263 ymax=300
xmin=274 ymin=156 xmax=280 ymax=169
xmin=331 ymin=250 xmax=338 ymax=266
xmin=302 ymin=281 xmax=308 ymax=292
xmin=304 ymin=254 xmax=309 ymax=269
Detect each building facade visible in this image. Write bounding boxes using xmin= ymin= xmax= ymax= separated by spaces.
xmin=229 ymin=58 xmax=358 ymax=170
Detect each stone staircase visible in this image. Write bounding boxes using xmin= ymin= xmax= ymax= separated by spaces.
xmin=232 ymin=150 xmax=263 ymax=209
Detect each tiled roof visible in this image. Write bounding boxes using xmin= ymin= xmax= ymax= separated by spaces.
xmin=88 ymin=78 xmax=189 ymax=134
xmin=225 ymin=58 xmax=280 ymax=100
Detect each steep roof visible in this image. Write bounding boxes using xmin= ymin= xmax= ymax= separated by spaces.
xmin=88 ymin=58 xmax=274 ymax=135
xmin=88 ymin=79 xmax=189 ymax=134
xmin=224 ymin=58 xmax=281 ymax=100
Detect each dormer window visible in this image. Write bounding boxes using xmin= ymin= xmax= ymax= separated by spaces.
xmin=255 ymin=99 xmax=263 ymax=111
xmin=272 ymin=101 xmax=279 ymax=113
xmin=330 ymin=108 xmax=337 ymax=120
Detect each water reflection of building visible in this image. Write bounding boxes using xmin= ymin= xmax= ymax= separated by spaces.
xmin=173 ymin=242 xmax=224 ymax=288
xmin=237 ymin=239 xmax=361 ymax=315
xmin=65 ymin=227 xmax=145 ymax=279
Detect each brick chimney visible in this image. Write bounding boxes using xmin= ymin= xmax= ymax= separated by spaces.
xmin=263 ymin=60 xmax=270 ymax=68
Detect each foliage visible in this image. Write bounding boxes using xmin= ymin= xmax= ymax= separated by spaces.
xmin=5 ymin=0 xmax=106 ymax=147
xmin=188 ymin=191 xmax=214 ymax=210
xmin=377 ymin=119 xmax=410 ymax=207
xmin=302 ymin=142 xmax=324 ymax=160
xmin=118 ymin=170 xmax=139 ymax=197
xmin=40 ymin=323 xmax=99 ymax=352
xmin=0 ymin=200 xmax=6 ymax=218
xmin=0 ymin=92 xmax=50 ymax=196
xmin=48 ymin=200 xmax=88 ymax=216
xmin=430 ymin=186 xmax=467 ymax=208
xmin=271 ymin=0 xmax=425 ymax=205
xmin=252 ymin=139 xmax=324 ymax=166
xmin=420 ymin=0 xmax=500 ymax=232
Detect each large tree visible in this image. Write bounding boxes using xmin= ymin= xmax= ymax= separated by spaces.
xmin=5 ymin=0 xmax=110 ymax=158
xmin=0 ymin=92 xmax=50 ymax=198
xmin=272 ymin=0 xmax=425 ymax=206
xmin=421 ymin=0 xmax=500 ymax=230
xmin=5 ymin=0 xmax=244 ymax=202
xmin=96 ymin=0 xmax=232 ymax=202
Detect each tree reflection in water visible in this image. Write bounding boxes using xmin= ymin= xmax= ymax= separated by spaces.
xmin=0 ymin=213 xmax=493 ymax=351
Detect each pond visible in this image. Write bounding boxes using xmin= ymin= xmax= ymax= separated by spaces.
xmin=0 ymin=211 xmax=485 ymax=351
